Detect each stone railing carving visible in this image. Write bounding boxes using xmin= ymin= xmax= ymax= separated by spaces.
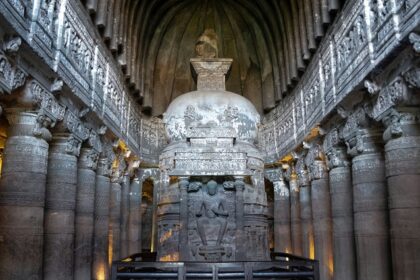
xmin=0 ymin=0 xmax=166 ymax=164
xmin=259 ymin=0 xmax=419 ymax=162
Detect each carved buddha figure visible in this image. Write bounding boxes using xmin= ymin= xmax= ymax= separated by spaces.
xmin=196 ymin=180 xmax=228 ymax=247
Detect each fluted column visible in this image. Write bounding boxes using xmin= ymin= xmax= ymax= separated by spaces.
xmin=324 ymin=128 xmax=356 ymax=280
xmin=0 ymin=108 xmax=52 ymax=279
xmin=289 ymin=171 xmax=303 ymax=255
xmin=74 ymin=147 xmax=99 ymax=280
xmin=343 ymin=106 xmax=391 ymax=280
xmin=43 ymin=133 xmax=82 ymax=280
xmin=378 ymin=107 xmax=420 ymax=279
xmin=128 ymin=176 xmax=142 ymax=255
xmin=92 ymin=153 xmax=113 ymax=280
xmin=296 ymin=156 xmax=314 ymax=259
xmin=120 ymin=174 xmax=130 ymax=258
xmin=306 ymin=145 xmax=333 ymax=280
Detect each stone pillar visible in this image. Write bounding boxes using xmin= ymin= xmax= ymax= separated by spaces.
xmin=74 ymin=147 xmax=99 ymax=280
xmin=43 ymin=133 xmax=81 ymax=280
xmin=289 ymin=171 xmax=303 ymax=255
xmin=120 ymin=174 xmax=130 ymax=258
xmin=127 ymin=176 xmax=142 ymax=255
xmin=306 ymin=145 xmax=333 ymax=280
xmin=0 ymin=109 xmax=51 ymax=279
xmin=273 ymin=175 xmax=292 ymax=253
xmin=324 ymin=129 xmax=356 ymax=280
xmin=381 ymin=108 xmax=420 ymax=279
xmin=178 ymin=176 xmax=189 ymax=260
xmin=343 ymin=106 xmax=391 ymax=280
xmin=296 ymin=157 xmax=314 ymax=259
xmin=92 ymin=154 xmax=112 ymax=280
xmin=109 ymin=178 xmax=122 ymax=261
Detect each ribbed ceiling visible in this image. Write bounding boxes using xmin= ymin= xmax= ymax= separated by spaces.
xmin=84 ymin=0 xmax=343 ymax=116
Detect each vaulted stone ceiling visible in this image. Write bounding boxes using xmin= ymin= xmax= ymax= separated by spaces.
xmin=84 ymin=0 xmax=343 ymax=116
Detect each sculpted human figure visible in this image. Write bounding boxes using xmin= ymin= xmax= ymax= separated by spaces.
xmin=196 ymin=180 xmax=228 ymax=246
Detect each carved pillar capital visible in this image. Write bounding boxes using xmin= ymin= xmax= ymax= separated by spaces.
xmin=381 ymin=107 xmax=420 ymax=142
xmin=323 ymin=127 xmax=350 ymax=168
xmin=97 ymin=143 xmax=115 ymax=177
xmin=79 ymin=147 xmax=99 ymax=170
xmin=341 ymin=104 xmax=383 ymax=157
xmin=305 ymin=143 xmax=328 ymax=180
xmin=295 ymin=152 xmax=311 ymax=186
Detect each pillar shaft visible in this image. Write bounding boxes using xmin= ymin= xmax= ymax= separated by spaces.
xmin=352 ymin=152 xmax=391 ymax=280
xmin=310 ymin=161 xmax=333 ymax=280
xmin=324 ymin=138 xmax=356 ymax=280
xmin=120 ymin=175 xmax=130 ymax=258
xmin=273 ymin=180 xmax=291 ymax=253
xmin=128 ymin=177 xmax=141 ymax=255
xmin=329 ymin=165 xmax=356 ymax=280
xmin=299 ymin=185 xmax=314 ymax=259
xmin=382 ymin=109 xmax=420 ymax=279
xmin=92 ymin=157 xmax=111 ymax=280
xmin=110 ymin=181 xmax=122 ymax=261
xmin=289 ymin=176 xmax=303 ymax=255
xmin=74 ymin=148 xmax=98 ymax=280
xmin=0 ymin=110 xmax=49 ymax=279
xmin=43 ymin=134 xmax=78 ymax=280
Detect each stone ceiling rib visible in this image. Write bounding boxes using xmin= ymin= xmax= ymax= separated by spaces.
xmin=83 ymin=0 xmax=343 ymax=116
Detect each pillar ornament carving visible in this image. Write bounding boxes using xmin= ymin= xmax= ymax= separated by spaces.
xmin=264 ymin=168 xmax=289 ymax=197
xmin=341 ymin=105 xmax=382 ymax=156
xmin=409 ymin=32 xmax=420 ymax=53
xmin=3 ymin=80 xmax=65 ymax=141
xmin=88 ymin=130 xmax=102 ymax=154
xmin=79 ymin=147 xmax=99 ymax=170
xmin=2 ymin=36 xmax=22 ymax=55
xmin=295 ymin=151 xmax=311 ymax=186
xmin=323 ymin=127 xmax=350 ymax=168
xmin=111 ymin=152 xmax=127 ymax=183
xmin=305 ymin=143 xmax=328 ymax=180
xmin=0 ymin=36 xmax=26 ymax=94
xmin=125 ymin=157 xmax=141 ymax=177
xmin=97 ymin=142 xmax=115 ymax=177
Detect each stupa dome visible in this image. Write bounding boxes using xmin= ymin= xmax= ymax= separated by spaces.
xmin=163 ymin=58 xmax=260 ymax=143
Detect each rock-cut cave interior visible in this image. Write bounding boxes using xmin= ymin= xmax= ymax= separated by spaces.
xmin=0 ymin=0 xmax=419 ymax=280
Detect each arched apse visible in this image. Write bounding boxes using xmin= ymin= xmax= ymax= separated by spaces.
xmin=84 ymin=0 xmax=343 ymax=116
